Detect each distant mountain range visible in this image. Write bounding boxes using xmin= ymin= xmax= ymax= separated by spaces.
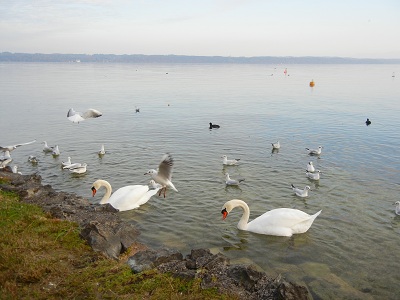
xmin=1 ymin=52 xmax=399 ymax=64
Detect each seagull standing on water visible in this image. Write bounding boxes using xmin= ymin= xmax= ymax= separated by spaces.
xmin=42 ymin=141 xmax=54 ymax=153
xmin=98 ymin=145 xmax=106 ymax=156
xmin=144 ymin=153 xmax=178 ymax=198
xmin=306 ymin=146 xmax=323 ymax=156
xmin=222 ymin=155 xmax=240 ymax=166
xmin=394 ymin=201 xmax=400 ymax=216
xmin=291 ymin=184 xmax=311 ymax=197
xmin=68 ymin=163 xmax=87 ymax=174
xmin=67 ymin=108 xmax=102 ymax=123
xmin=52 ymin=145 xmax=60 ymax=157
xmin=272 ymin=141 xmax=280 ymax=149
xmin=0 ymin=140 xmax=36 ymax=153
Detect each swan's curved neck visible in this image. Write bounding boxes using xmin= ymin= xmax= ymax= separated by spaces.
xmin=97 ymin=180 xmax=112 ymax=204
xmin=230 ymin=199 xmax=250 ymax=230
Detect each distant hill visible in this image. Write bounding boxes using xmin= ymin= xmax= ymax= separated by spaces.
xmin=0 ymin=52 xmax=399 ymax=64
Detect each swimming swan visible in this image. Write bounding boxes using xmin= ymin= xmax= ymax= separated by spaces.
xmin=91 ymin=179 xmax=160 ymax=211
xmin=221 ymin=199 xmax=321 ymax=237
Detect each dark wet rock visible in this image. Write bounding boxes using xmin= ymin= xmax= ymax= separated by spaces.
xmin=0 ymin=171 xmax=311 ymax=299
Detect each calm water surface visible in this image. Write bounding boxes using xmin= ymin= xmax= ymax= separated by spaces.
xmin=1 ymin=62 xmax=399 ymax=299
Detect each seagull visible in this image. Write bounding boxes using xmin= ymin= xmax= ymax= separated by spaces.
xmin=149 ymin=180 xmax=162 ymax=190
xmin=209 ymin=122 xmax=220 ymax=129
xmin=67 ymin=108 xmax=102 ymax=123
xmin=61 ymin=157 xmax=72 ymax=168
xmin=144 ymin=153 xmax=178 ymax=198
xmin=306 ymin=170 xmax=321 ymax=180
xmin=98 ymin=145 xmax=106 ymax=156
xmin=291 ymin=184 xmax=311 ymax=197
xmin=225 ymin=173 xmax=245 ymax=186
xmin=42 ymin=141 xmax=54 ymax=153
xmin=306 ymin=162 xmax=315 ymax=173
xmin=306 ymin=146 xmax=323 ymax=156
xmin=395 ymin=201 xmax=400 ymax=216
xmin=271 ymin=141 xmax=280 ymax=149
xmin=0 ymin=151 xmax=12 ymax=168
xmin=222 ymin=155 xmax=240 ymax=166
xmin=68 ymin=163 xmax=87 ymax=174
xmin=63 ymin=162 xmax=82 ymax=170
xmin=0 ymin=140 xmax=36 ymax=152
xmin=28 ymin=155 xmax=38 ymax=164
xmin=11 ymin=165 xmax=22 ymax=175
xmin=51 ymin=145 xmax=60 ymax=157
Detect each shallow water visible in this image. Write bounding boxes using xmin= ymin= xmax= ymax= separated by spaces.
xmin=1 ymin=62 xmax=399 ymax=299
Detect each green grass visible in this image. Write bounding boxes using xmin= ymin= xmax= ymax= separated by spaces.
xmin=0 ymin=190 xmax=234 ymax=299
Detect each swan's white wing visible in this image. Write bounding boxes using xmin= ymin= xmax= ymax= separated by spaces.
xmin=83 ymin=109 xmax=102 ymax=119
xmin=108 ymin=185 xmax=150 ymax=211
xmin=247 ymin=208 xmax=318 ymax=236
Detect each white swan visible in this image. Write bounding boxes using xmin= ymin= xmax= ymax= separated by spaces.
xmin=271 ymin=141 xmax=280 ymax=149
xmin=221 ymin=199 xmax=321 ymax=237
xmin=222 ymin=155 xmax=240 ymax=165
xmin=144 ymin=153 xmax=178 ymax=198
xmin=67 ymin=108 xmax=102 ymax=123
xmin=306 ymin=170 xmax=321 ymax=180
xmin=291 ymin=184 xmax=311 ymax=197
xmin=306 ymin=161 xmax=315 ymax=173
xmin=91 ymin=179 xmax=160 ymax=211
xmin=395 ymin=201 xmax=400 ymax=216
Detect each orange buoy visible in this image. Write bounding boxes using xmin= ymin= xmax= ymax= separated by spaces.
xmin=309 ymin=80 xmax=315 ymax=87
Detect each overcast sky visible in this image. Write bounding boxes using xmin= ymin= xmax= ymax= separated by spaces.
xmin=1 ymin=0 xmax=399 ymax=58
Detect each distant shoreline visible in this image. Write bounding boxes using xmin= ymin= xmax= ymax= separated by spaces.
xmin=1 ymin=52 xmax=399 ymax=64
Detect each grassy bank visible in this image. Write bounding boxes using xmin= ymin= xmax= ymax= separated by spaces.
xmin=0 ymin=189 xmax=233 ymax=299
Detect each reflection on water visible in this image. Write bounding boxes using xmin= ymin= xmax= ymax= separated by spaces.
xmin=1 ymin=62 xmax=399 ymax=299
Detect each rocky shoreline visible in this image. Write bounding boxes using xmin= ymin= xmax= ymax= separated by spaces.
xmin=0 ymin=171 xmax=310 ymax=299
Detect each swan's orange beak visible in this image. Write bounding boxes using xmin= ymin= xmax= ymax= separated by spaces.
xmin=221 ymin=208 xmax=228 ymax=220
xmin=91 ymin=187 xmax=97 ymax=197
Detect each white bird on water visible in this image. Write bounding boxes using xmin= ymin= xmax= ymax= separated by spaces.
xmin=225 ymin=173 xmax=245 ymax=186
xmin=144 ymin=153 xmax=178 ymax=198
xmin=98 ymin=145 xmax=106 ymax=156
xmin=306 ymin=162 xmax=315 ymax=172
xmin=306 ymin=146 xmax=323 ymax=156
xmin=61 ymin=157 xmax=72 ymax=168
xmin=52 ymin=145 xmax=60 ymax=157
xmin=394 ymin=201 xmax=400 ymax=216
xmin=68 ymin=163 xmax=87 ymax=174
xmin=306 ymin=170 xmax=321 ymax=180
xmin=28 ymin=155 xmax=38 ymax=164
xmin=42 ymin=141 xmax=54 ymax=153
xmin=0 ymin=140 xmax=36 ymax=152
xmin=67 ymin=108 xmax=102 ymax=123
xmin=271 ymin=141 xmax=280 ymax=149
xmin=91 ymin=179 xmax=160 ymax=212
xmin=221 ymin=199 xmax=322 ymax=237
xmin=291 ymin=184 xmax=311 ymax=197
xmin=222 ymin=155 xmax=240 ymax=166
xmin=0 ymin=151 xmax=12 ymax=168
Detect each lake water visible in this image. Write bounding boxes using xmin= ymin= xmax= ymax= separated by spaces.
xmin=1 ymin=62 xmax=399 ymax=299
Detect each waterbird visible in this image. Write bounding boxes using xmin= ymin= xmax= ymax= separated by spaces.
xmin=272 ymin=141 xmax=280 ymax=149
xmin=306 ymin=146 xmax=323 ymax=156
xmin=209 ymin=122 xmax=220 ymax=129
xmin=51 ymin=145 xmax=60 ymax=157
xmin=306 ymin=170 xmax=321 ymax=180
xmin=28 ymin=155 xmax=38 ymax=164
xmin=291 ymin=184 xmax=311 ymax=197
xmin=365 ymin=118 xmax=371 ymax=126
xmin=68 ymin=163 xmax=87 ymax=174
xmin=394 ymin=201 xmax=400 ymax=216
xmin=144 ymin=153 xmax=178 ymax=198
xmin=67 ymin=108 xmax=102 ymax=123
xmin=221 ymin=199 xmax=321 ymax=237
xmin=222 ymin=155 xmax=240 ymax=166
xmin=306 ymin=162 xmax=315 ymax=173
xmin=225 ymin=173 xmax=245 ymax=186
xmin=98 ymin=145 xmax=106 ymax=156
xmin=0 ymin=140 xmax=36 ymax=153
xmin=42 ymin=141 xmax=54 ymax=153
xmin=91 ymin=179 xmax=160 ymax=212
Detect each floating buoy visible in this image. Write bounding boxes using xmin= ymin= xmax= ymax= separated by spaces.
xmin=309 ymin=80 xmax=315 ymax=87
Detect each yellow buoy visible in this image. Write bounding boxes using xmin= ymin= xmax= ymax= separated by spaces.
xmin=309 ymin=80 xmax=315 ymax=87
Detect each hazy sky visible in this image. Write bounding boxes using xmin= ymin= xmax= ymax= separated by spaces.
xmin=1 ymin=0 xmax=399 ymax=58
